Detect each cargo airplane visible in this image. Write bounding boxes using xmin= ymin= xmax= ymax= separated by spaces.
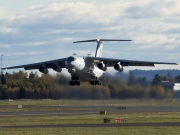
xmin=2 ymin=39 xmax=177 ymax=86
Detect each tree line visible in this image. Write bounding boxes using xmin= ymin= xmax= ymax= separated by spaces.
xmin=0 ymin=71 xmax=177 ymax=100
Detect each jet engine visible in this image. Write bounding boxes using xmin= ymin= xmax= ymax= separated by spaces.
xmin=52 ymin=63 xmax=62 ymax=72
xmin=97 ymin=62 xmax=107 ymax=71
xmin=39 ymin=65 xmax=49 ymax=74
xmin=114 ymin=63 xmax=123 ymax=72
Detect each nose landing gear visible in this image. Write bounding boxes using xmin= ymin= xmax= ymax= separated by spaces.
xmin=69 ymin=76 xmax=80 ymax=86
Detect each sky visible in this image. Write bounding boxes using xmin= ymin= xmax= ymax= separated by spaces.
xmin=0 ymin=0 xmax=180 ymax=75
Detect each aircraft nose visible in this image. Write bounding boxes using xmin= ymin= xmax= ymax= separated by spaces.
xmin=65 ymin=61 xmax=74 ymax=69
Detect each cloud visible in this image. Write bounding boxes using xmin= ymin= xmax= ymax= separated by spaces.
xmin=0 ymin=27 xmax=15 ymax=33
xmin=0 ymin=44 xmax=11 ymax=48
xmin=0 ymin=7 xmax=7 ymax=19
xmin=5 ymin=51 xmax=44 ymax=57
xmin=0 ymin=0 xmax=180 ymax=70
xmin=17 ymin=42 xmax=47 ymax=46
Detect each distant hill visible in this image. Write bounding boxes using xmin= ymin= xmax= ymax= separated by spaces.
xmin=115 ymin=69 xmax=180 ymax=82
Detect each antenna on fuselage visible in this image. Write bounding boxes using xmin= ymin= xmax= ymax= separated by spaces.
xmin=73 ymin=39 xmax=132 ymax=58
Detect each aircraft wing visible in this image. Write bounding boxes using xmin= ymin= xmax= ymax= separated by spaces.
xmin=2 ymin=58 xmax=67 ymax=70
xmin=88 ymin=57 xmax=177 ymax=67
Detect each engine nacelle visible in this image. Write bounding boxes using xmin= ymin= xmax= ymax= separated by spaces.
xmin=114 ymin=63 xmax=123 ymax=72
xmin=52 ymin=63 xmax=62 ymax=72
xmin=39 ymin=65 xmax=49 ymax=74
xmin=97 ymin=62 xmax=107 ymax=71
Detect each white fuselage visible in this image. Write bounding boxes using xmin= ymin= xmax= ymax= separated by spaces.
xmin=65 ymin=56 xmax=104 ymax=81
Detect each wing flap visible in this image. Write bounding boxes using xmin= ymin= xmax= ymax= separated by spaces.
xmin=127 ymin=62 xmax=154 ymax=66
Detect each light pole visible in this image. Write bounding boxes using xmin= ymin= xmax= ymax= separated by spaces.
xmin=1 ymin=54 xmax=3 ymax=75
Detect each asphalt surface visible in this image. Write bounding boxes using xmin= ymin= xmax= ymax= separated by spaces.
xmin=0 ymin=122 xmax=180 ymax=128
xmin=0 ymin=105 xmax=180 ymax=128
xmin=0 ymin=105 xmax=180 ymax=116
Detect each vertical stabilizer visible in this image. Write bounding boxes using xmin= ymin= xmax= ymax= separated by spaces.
xmin=95 ymin=39 xmax=103 ymax=57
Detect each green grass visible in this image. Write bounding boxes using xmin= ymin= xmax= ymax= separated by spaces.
xmin=0 ymin=127 xmax=180 ymax=135
xmin=0 ymin=99 xmax=179 ymax=113
xmin=0 ymin=99 xmax=180 ymax=106
xmin=0 ymin=112 xmax=179 ymax=126
xmin=0 ymin=107 xmax=74 ymax=112
xmin=0 ymin=99 xmax=180 ymax=135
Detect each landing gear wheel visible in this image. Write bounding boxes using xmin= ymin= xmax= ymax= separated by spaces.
xmin=69 ymin=80 xmax=80 ymax=86
xmin=90 ymin=79 xmax=102 ymax=86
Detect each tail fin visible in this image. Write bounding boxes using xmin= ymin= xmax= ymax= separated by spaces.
xmin=73 ymin=39 xmax=132 ymax=57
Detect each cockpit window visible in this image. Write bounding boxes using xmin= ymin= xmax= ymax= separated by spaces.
xmin=67 ymin=56 xmax=76 ymax=61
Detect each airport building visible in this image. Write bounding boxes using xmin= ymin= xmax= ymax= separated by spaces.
xmin=173 ymin=83 xmax=180 ymax=98
xmin=161 ymin=81 xmax=180 ymax=98
xmin=173 ymin=83 xmax=180 ymax=91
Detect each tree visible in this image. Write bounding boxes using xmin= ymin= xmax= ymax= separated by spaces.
xmin=19 ymin=88 xmax=26 ymax=99
xmin=0 ymin=70 xmax=177 ymax=100
xmin=175 ymin=75 xmax=180 ymax=83
xmin=136 ymin=76 xmax=147 ymax=86
xmin=152 ymin=74 xmax=161 ymax=85
xmin=150 ymin=85 xmax=165 ymax=99
xmin=12 ymin=71 xmax=27 ymax=80
xmin=1 ymin=74 xmax=6 ymax=85
xmin=29 ymin=71 xmax=36 ymax=79
xmin=127 ymin=72 xmax=136 ymax=85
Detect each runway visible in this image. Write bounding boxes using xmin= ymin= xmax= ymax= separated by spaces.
xmin=0 ymin=105 xmax=180 ymax=116
xmin=0 ymin=122 xmax=180 ymax=128
xmin=0 ymin=105 xmax=180 ymax=129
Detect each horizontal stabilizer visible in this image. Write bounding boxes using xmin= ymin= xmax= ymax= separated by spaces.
xmin=73 ymin=39 xmax=132 ymax=43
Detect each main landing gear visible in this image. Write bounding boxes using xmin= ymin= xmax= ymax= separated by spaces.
xmin=69 ymin=76 xmax=80 ymax=86
xmin=90 ymin=79 xmax=102 ymax=86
